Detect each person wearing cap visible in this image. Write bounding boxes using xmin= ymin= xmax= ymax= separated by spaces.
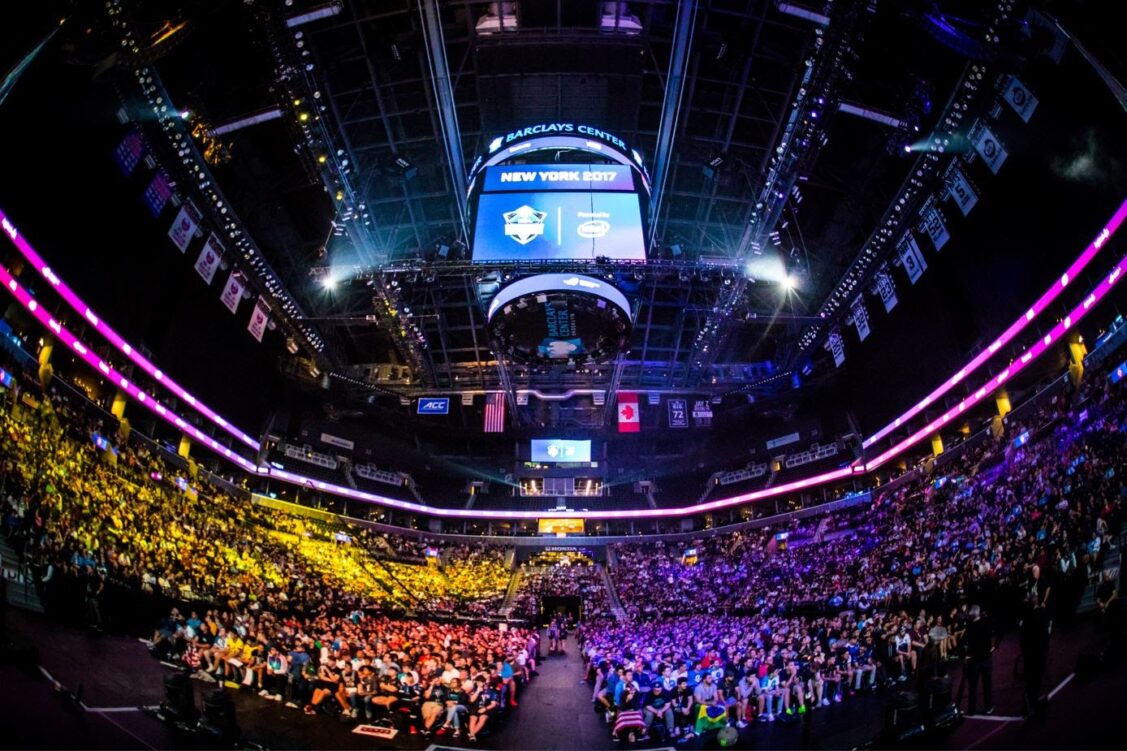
xmin=643 ymin=681 xmax=674 ymax=738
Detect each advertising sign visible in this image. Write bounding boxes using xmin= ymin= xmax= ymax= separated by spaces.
xmin=538 ymin=518 xmax=585 ymax=535
xmin=417 ymin=397 xmax=450 ymax=415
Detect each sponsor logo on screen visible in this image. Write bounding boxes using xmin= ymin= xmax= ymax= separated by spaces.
xmin=502 ymin=205 xmax=547 ymax=245
xmin=576 ymin=213 xmax=611 ymax=239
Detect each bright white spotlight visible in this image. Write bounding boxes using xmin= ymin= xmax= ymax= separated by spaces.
xmin=321 ymin=276 xmax=337 ymax=290
xmin=782 ymin=275 xmax=797 ymax=291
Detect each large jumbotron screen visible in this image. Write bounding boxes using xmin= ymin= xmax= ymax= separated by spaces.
xmin=471 ymin=163 xmax=646 ymax=262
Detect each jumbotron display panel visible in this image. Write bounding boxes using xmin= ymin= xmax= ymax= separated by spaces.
xmin=531 ymin=439 xmax=592 ymax=463
xmin=471 ymin=163 xmax=646 ymax=262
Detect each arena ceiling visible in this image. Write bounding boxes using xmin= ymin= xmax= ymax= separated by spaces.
xmin=2 ymin=0 xmax=1126 ymax=441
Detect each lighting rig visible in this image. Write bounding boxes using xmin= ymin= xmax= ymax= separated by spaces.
xmin=680 ymin=0 xmax=869 ymax=383
xmin=102 ymin=0 xmax=330 ymax=366
xmin=793 ymin=1 xmax=1016 ymax=358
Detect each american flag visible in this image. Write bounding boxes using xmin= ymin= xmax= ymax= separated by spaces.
xmin=484 ymin=392 xmax=505 ymax=433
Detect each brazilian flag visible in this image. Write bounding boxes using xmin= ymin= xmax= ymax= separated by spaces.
xmin=695 ymin=704 xmax=728 ymax=734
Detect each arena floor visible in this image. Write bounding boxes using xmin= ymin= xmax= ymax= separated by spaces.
xmin=1 ymin=608 xmax=1123 ymax=750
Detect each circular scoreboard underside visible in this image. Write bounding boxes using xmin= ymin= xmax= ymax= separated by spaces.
xmin=486 ymin=274 xmax=633 ymax=364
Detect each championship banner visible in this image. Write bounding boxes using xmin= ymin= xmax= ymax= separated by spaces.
xmin=667 ymin=398 xmax=689 ymax=429
xmin=973 ymin=124 xmax=1008 ymax=174
xmin=875 ymin=270 xmax=898 ymax=313
xmin=947 ymin=167 xmax=978 ymax=216
xmin=113 ymin=130 xmax=145 ymax=175
xmin=247 ymin=297 xmax=270 ymax=342
xmin=168 ymin=202 xmax=199 ymax=253
xmin=143 ymin=172 xmax=173 ymax=217
xmin=851 ymin=296 xmax=870 ymax=342
xmin=828 ymin=331 xmax=845 ymax=368
xmin=921 ymin=205 xmax=950 ymax=251
xmin=617 ymin=393 xmax=640 ymax=433
xmin=898 ymin=233 xmax=928 ymax=284
xmin=219 ymin=271 xmax=245 ymax=314
xmin=194 ymin=234 xmax=223 ymax=284
xmin=1003 ymin=76 xmax=1039 ymax=122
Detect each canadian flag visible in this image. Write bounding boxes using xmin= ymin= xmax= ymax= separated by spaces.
xmin=617 ymin=393 xmax=640 ymax=433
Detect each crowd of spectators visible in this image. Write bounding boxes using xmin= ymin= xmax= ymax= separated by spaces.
xmin=151 ymin=604 xmax=538 ymax=738
xmin=0 ymin=387 xmax=540 ymax=738
xmin=0 ymin=389 xmax=514 ymax=627
xmin=578 ymin=374 xmax=1124 ymax=741
xmin=1 ymin=354 xmax=1123 ymax=745
xmin=510 ymin=561 xmax=613 ymax=622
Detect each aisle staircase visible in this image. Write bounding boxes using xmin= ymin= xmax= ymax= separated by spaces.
xmin=597 ymin=564 xmax=627 ymax=622
xmin=1 ymin=534 xmax=44 ymax=613
xmin=498 ymin=568 xmax=523 ymax=618
xmin=1078 ymin=522 xmax=1125 ymax=613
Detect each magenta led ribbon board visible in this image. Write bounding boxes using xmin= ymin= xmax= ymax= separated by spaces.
xmin=0 ymin=208 xmax=259 ymax=450
xmin=864 ymin=249 xmax=1125 ymax=470
xmin=0 ymin=260 xmax=256 ymax=472
xmin=1 ymin=197 xmax=1124 ymax=520
xmin=863 ymin=196 xmax=1127 ymax=450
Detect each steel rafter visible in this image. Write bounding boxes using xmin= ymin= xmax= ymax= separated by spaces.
xmin=418 ymin=0 xmax=469 ymax=242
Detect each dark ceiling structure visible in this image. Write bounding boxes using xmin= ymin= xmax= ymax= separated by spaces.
xmin=69 ymin=0 xmax=977 ymax=399
xmin=3 ymin=0 xmax=1125 ymax=446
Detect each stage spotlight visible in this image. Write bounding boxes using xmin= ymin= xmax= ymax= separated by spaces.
xmin=322 ymin=276 xmax=337 ymax=290
xmin=782 ymin=275 xmax=797 ymax=291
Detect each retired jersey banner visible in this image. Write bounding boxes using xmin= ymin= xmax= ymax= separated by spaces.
xmin=921 ymin=205 xmax=950 ymax=251
xmin=828 ymin=331 xmax=846 ymax=368
xmin=168 ymin=202 xmax=199 ymax=253
xmin=667 ymin=398 xmax=689 ymax=429
xmin=1003 ymin=76 xmax=1038 ymax=122
xmin=691 ymin=399 xmax=713 ymax=428
xmin=898 ymin=233 xmax=928 ymax=284
xmin=248 ymin=297 xmax=270 ymax=342
xmin=617 ymin=392 xmax=640 ymax=433
xmin=973 ymin=124 xmax=1008 ymax=174
xmin=947 ymin=167 xmax=978 ymax=216
xmin=219 ymin=271 xmax=245 ymax=314
xmin=875 ymin=270 xmax=898 ymax=313
xmin=852 ymin=296 xmax=870 ymax=342
xmin=194 ymin=234 xmax=223 ymax=284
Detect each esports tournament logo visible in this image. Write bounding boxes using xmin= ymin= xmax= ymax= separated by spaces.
xmin=503 ymin=205 xmax=547 ymax=245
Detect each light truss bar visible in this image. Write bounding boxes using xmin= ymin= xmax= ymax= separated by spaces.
xmin=208 ymin=107 xmax=284 ymax=136
xmin=419 ymin=0 xmax=469 ymax=241
xmin=648 ymin=0 xmax=698 ymax=249
xmin=837 ymin=101 xmax=906 ymax=129
xmin=285 ymin=1 xmax=343 ymax=28
xmin=775 ymin=2 xmax=831 ymax=25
